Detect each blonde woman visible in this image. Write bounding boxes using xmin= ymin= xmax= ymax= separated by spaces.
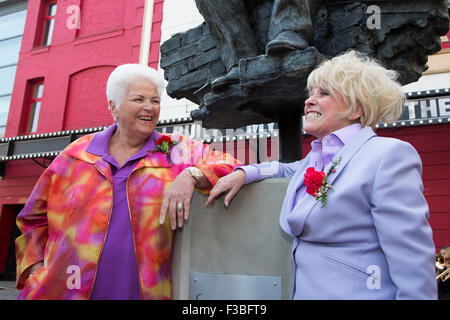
xmin=204 ymin=51 xmax=437 ymax=299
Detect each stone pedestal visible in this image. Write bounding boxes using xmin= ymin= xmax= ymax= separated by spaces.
xmin=171 ymin=178 xmax=293 ymax=300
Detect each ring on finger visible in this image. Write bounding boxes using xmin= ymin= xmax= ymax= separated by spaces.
xmin=176 ymin=202 xmax=184 ymax=211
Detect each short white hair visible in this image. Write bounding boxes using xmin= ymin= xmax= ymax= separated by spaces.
xmin=106 ymin=64 xmax=165 ymax=110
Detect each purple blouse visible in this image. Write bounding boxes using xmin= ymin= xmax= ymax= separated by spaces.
xmin=86 ymin=123 xmax=157 ymax=300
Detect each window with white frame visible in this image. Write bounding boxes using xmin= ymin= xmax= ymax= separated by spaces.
xmin=26 ymin=80 xmax=44 ymax=133
xmin=38 ymin=0 xmax=57 ymax=47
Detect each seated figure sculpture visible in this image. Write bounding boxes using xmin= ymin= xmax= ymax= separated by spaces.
xmin=195 ymin=0 xmax=317 ymax=90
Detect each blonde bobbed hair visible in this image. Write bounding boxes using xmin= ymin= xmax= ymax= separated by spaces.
xmin=307 ymin=50 xmax=405 ymax=128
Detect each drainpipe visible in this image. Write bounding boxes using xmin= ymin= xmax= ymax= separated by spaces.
xmin=139 ymin=0 xmax=154 ymax=65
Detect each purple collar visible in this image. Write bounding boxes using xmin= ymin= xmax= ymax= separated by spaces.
xmin=331 ymin=123 xmax=363 ymax=145
xmin=86 ymin=123 xmax=161 ymax=161
xmin=310 ymin=123 xmax=363 ymax=148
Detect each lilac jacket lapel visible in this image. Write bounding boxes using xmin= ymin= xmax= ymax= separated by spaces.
xmin=280 ymin=126 xmax=377 ymax=237
xmin=279 ymin=153 xmax=311 ymax=235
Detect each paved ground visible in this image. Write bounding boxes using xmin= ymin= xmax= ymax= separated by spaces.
xmin=0 ymin=281 xmax=19 ymax=300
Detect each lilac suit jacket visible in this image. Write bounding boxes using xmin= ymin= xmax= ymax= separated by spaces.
xmin=245 ymin=126 xmax=437 ymax=299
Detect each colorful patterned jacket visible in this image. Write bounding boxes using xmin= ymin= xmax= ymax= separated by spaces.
xmin=15 ymin=131 xmax=238 ymax=299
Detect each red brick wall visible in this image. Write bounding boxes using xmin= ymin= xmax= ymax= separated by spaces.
xmin=5 ymin=0 xmax=164 ymax=137
xmin=441 ymin=30 xmax=450 ymax=50
xmin=64 ymin=65 xmax=115 ymax=130
xmin=76 ymin=0 xmax=126 ymax=38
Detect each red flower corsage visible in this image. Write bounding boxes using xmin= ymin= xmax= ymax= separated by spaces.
xmin=152 ymin=135 xmax=178 ymax=165
xmin=304 ymin=157 xmax=342 ymax=207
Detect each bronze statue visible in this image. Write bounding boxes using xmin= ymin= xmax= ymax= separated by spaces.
xmin=160 ymin=0 xmax=449 ymax=161
xmin=195 ymin=0 xmax=317 ymax=90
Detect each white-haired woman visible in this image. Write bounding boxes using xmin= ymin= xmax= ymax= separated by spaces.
xmin=15 ymin=64 xmax=238 ymax=300
xmin=207 ymin=51 xmax=437 ymax=299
